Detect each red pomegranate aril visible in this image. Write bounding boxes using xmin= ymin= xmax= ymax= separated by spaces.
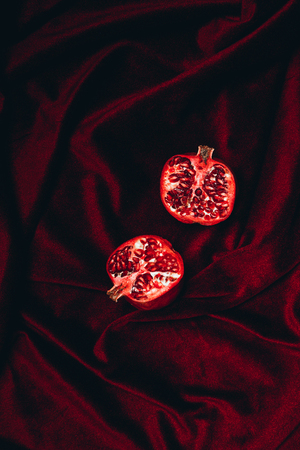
xmin=145 ymin=263 xmax=157 ymax=271
xmin=178 ymin=181 xmax=191 ymax=189
xmin=106 ymin=235 xmax=184 ymax=310
xmin=144 ymin=255 xmax=154 ymax=262
xmin=160 ymin=145 xmax=235 ymax=225
xmin=147 ymin=237 xmax=158 ymax=245
xmin=145 ymin=248 xmax=154 ymax=255
xmin=215 ymin=165 xmax=225 ymax=173
xmin=204 ymin=184 xmax=214 ymax=192
xmin=180 ymin=161 xmax=191 ymax=168
xmin=169 ymin=174 xmax=180 ymax=182
xmin=213 ymin=194 xmax=223 ymax=202
xmin=144 ymin=272 xmax=153 ymax=282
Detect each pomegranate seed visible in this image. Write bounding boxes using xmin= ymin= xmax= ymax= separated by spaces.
xmin=177 ymin=157 xmax=190 ymax=164
xmin=147 ymin=237 xmax=158 ymax=245
xmin=173 ymin=157 xmax=182 ymax=165
xmin=179 ymin=181 xmax=191 ymax=189
xmin=180 ymin=161 xmax=192 ymax=168
xmin=213 ymin=194 xmax=223 ymax=202
xmin=145 ymin=248 xmax=155 ymax=256
xmin=219 ymin=210 xmax=228 ymax=217
xmin=145 ymin=263 xmax=157 ymax=271
xmin=214 ymin=164 xmax=225 ymax=174
xmin=144 ymin=255 xmax=153 ymax=262
xmin=168 ymin=157 xmax=175 ymax=167
xmin=169 ymin=174 xmax=180 ymax=182
xmin=134 ymin=249 xmax=143 ymax=257
xmin=181 ymin=196 xmax=188 ymax=205
xmin=204 ymin=185 xmax=214 ymax=193
xmin=174 ymin=187 xmax=185 ymax=194
xmin=165 ymin=193 xmax=173 ymax=203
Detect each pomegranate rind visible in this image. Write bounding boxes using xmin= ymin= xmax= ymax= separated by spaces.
xmin=160 ymin=146 xmax=236 ymax=225
xmin=106 ymin=235 xmax=184 ymax=310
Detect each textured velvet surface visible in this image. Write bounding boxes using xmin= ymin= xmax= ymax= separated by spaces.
xmin=1 ymin=1 xmax=300 ymax=448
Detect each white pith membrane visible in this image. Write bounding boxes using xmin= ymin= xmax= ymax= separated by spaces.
xmin=106 ymin=237 xmax=182 ymax=303
xmin=161 ymin=146 xmax=234 ymax=223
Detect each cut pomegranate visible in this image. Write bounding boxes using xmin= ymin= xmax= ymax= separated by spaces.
xmin=160 ymin=145 xmax=236 ymax=225
xmin=106 ymin=235 xmax=184 ymax=310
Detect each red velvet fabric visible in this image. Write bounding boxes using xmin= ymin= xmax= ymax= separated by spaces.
xmin=1 ymin=1 xmax=300 ymax=448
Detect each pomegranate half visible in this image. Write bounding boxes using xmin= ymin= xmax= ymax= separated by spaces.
xmin=106 ymin=235 xmax=184 ymax=310
xmin=160 ymin=145 xmax=236 ymax=225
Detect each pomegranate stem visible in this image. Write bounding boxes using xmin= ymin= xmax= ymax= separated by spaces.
xmin=106 ymin=284 xmax=125 ymax=302
xmin=197 ymin=145 xmax=214 ymax=164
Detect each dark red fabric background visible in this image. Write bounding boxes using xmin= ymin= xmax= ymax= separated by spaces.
xmin=1 ymin=1 xmax=300 ymax=448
